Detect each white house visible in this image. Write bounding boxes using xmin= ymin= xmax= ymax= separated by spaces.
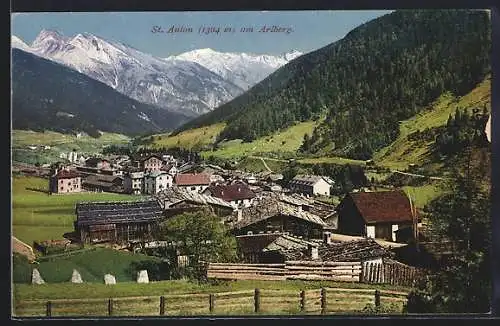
xmin=123 ymin=171 xmax=144 ymax=195
xmin=144 ymin=171 xmax=173 ymax=195
xmin=162 ymin=163 xmax=178 ymax=177
xmin=288 ymin=175 xmax=332 ymax=197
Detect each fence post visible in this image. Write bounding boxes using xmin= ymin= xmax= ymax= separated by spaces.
xmin=374 ymin=290 xmax=381 ymax=308
xmin=209 ymin=294 xmax=215 ymax=313
xmin=108 ymin=298 xmax=113 ymax=316
xmin=360 ymin=262 xmax=364 ymax=282
xmin=254 ymin=288 xmax=260 ymax=314
xmin=159 ymin=296 xmax=165 ymax=316
xmin=46 ymin=301 xmax=52 ymax=317
xmin=320 ymin=288 xmax=327 ymax=315
xmin=300 ymin=290 xmax=306 ymax=313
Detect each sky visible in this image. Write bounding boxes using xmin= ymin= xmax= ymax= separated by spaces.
xmin=11 ymin=11 xmax=392 ymax=57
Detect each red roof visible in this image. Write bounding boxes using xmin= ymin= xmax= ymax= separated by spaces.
xmin=349 ymin=190 xmax=415 ymax=224
xmin=55 ymin=170 xmax=81 ymax=179
xmin=174 ymin=173 xmax=210 ymax=186
xmin=207 ymin=183 xmax=256 ymax=202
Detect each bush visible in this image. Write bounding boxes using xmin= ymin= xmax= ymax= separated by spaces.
xmin=12 ymin=253 xmax=33 ymax=283
xmin=360 ymin=303 xmax=403 ymax=314
xmin=127 ymin=259 xmax=171 ymax=281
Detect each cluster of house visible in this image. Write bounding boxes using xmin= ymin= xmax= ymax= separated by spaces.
xmin=64 ymin=158 xmax=435 ymax=269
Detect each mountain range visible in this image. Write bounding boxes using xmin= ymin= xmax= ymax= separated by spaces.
xmin=12 ymin=48 xmax=191 ymax=137
xmin=166 ymin=48 xmax=302 ymax=90
xmin=12 ymin=31 xmax=301 ymax=117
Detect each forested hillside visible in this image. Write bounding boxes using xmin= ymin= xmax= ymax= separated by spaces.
xmin=174 ymin=9 xmax=491 ymax=160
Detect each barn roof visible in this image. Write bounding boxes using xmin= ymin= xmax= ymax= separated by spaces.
xmin=232 ymin=197 xmax=328 ymax=230
xmin=289 ymin=175 xmax=328 ymax=186
xmin=154 ymin=187 xmax=233 ymax=209
xmin=206 ymin=183 xmax=256 ymax=202
xmin=348 ymin=190 xmax=414 ymax=224
xmin=75 ymin=200 xmax=163 ymax=226
xmin=174 ymin=173 xmax=211 ymax=186
xmin=317 ymin=238 xmax=394 ymax=262
xmin=235 ymin=233 xmax=316 ymax=254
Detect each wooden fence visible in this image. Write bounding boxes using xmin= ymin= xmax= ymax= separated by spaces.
xmin=207 ymin=261 xmax=362 ymax=282
xmin=361 ymin=260 xmax=425 ymax=287
xmin=14 ymin=288 xmax=409 ymax=317
xmin=207 ymin=261 xmax=423 ymax=287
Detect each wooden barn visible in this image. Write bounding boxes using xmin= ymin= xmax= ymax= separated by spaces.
xmin=230 ymin=197 xmax=328 ymax=239
xmin=336 ymin=190 xmax=417 ymax=242
xmin=74 ymin=200 xmax=164 ymax=244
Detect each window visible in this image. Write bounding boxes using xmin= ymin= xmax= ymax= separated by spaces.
xmin=191 ymin=186 xmax=196 ymax=190
xmin=60 ymin=187 xmax=63 ymax=191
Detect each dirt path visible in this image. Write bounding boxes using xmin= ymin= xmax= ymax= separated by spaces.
xmin=12 ymin=236 xmax=36 ymax=262
xmin=390 ymin=170 xmax=446 ymax=180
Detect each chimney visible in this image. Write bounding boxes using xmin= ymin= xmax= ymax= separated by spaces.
xmin=308 ymin=245 xmax=319 ymax=260
xmin=323 ymin=232 xmax=332 ymax=245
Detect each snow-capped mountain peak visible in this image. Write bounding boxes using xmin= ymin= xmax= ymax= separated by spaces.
xmin=166 ymin=48 xmax=303 ymax=90
xmin=11 ymin=35 xmax=32 ymax=52
xmin=17 ymin=29 xmax=244 ymax=116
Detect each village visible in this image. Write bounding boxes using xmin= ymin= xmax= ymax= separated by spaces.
xmin=15 ymin=146 xmax=451 ymax=289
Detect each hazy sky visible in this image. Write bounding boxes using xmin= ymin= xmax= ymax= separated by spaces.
xmin=11 ymin=11 xmax=392 ymax=57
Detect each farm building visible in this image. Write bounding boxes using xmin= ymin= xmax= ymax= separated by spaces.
xmin=174 ymin=173 xmax=211 ymax=193
xmin=336 ymin=190 xmax=417 ymax=242
xmin=82 ymin=174 xmax=124 ymax=193
xmin=230 ymin=196 xmax=328 ymax=239
xmin=236 ymin=233 xmax=320 ymax=263
xmin=154 ymin=187 xmax=234 ymax=218
xmin=144 ymin=171 xmax=173 ymax=195
xmin=203 ymin=182 xmax=257 ymax=209
xmin=288 ymin=175 xmax=332 ymax=197
xmin=49 ymin=168 xmax=82 ymax=194
xmin=74 ymin=200 xmax=164 ymax=244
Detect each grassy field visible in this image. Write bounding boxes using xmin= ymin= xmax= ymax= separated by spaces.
xmin=13 ymin=279 xmax=410 ymax=316
xmin=374 ymin=77 xmax=491 ymax=171
xmin=13 ymin=248 xmax=163 ymax=284
xmin=195 ymin=120 xmax=318 ymax=160
xmin=402 ymin=183 xmax=444 ymax=209
xmin=12 ymin=130 xmax=131 ymax=165
xmin=147 ymin=123 xmax=226 ymax=150
xmin=12 ymin=176 xmax=144 ymax=246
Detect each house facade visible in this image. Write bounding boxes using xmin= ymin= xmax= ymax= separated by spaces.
xmin=141 ymin=155 xmax=164 ymax=173
xmin=144 ymin=171 xmax=173 ymax=195
xmin=49 ymin=169 xmax=82 ymax=194
xmin=288 ymin=175 xmax=332 ymax=197
xmin=123 ymin=171 xmax=144 ymax=195
xmin=174 ymin=173 xmax=211 ymax=193
xmin=336 ymin=190 xmax=416 ymax=242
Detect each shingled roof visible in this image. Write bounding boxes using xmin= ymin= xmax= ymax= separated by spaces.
xmin=75 ymin=200 xmax=163 ymax=226
xmin=317 ymin=238 xmax=394 ymax=262
xmin=289 ymin=175 xmax=331 ymax=186
xmin=174 ymin=173 xmax=211 ymax=186
xmin=54 ymin=169 xmax=81 ymax=179
xmin=348 ymin=190 xmax=414 ymax=224
xmin=206 ymin=183 xmax=256 ymax=202
xmin=154 ymin=187 xmax=233 ymax=209
xmin=232 ymin=197 xmax=328 ymax=230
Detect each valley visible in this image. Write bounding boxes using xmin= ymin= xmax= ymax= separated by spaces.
xmin=10 ymin=9 xmax=492 ymax=316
